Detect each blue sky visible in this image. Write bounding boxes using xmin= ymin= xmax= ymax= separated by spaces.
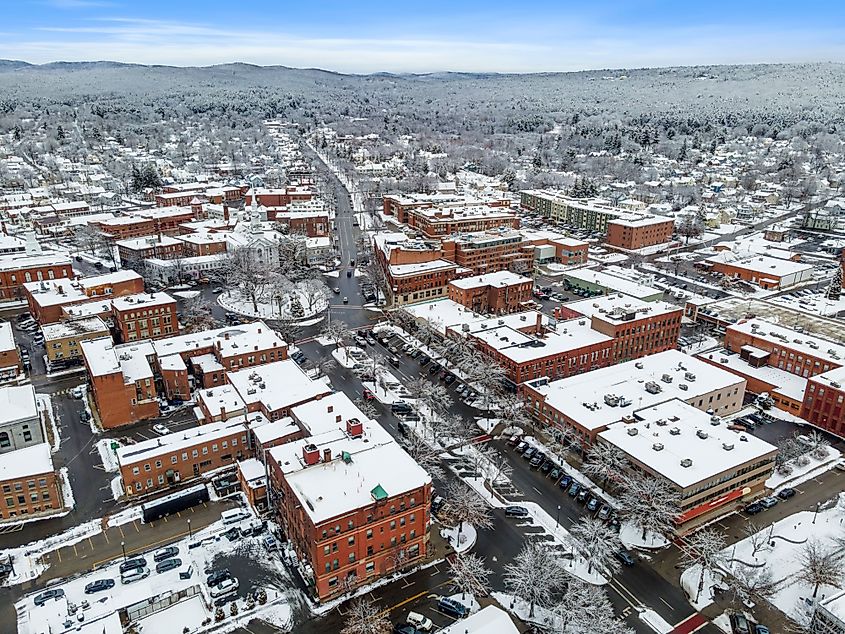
xmin=4 ymin=0 xmax=845 ymax=72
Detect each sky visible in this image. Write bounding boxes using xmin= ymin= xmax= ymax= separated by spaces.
xmin=3 ymin=0 xmax=845 ymax=73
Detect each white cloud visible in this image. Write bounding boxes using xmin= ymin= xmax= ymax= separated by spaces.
xmin=8 ymin=18 xmax=845 ymax=72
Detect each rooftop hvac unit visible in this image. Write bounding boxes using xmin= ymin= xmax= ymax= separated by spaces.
xmin=722 ymin=443 xmax=734 ymax=451
xmin=652 ymin=443 xmax=664 ymax=451
xmin=618 ymin=397 xmax=632 ymax=407
xmin=520 ymin=315 xmax=527 ymax=321
xmin=604 ymin=394 xmax=620 ymax=407
xmin=678 ymin=383 xmax=688 ymax=391
xmin=680 ymin=458 xmax=693 ymax=468
xmin=645 ymin=381 xmax=662 ymax=394
xmin=635 ymin=362 xmax=644 ymax=369
xmin=684 ymin=372 xmax=696 ymax=381
xmin=627 ymin=428 xmax=639 ymax=436
xmin=832 ymin=381 xmax=842 ymax=389
xmin=661 ymin=374 xmax=673 ymax=383
xmin=462 ymin=324 xmax=470 ymax=331
xmin=669 ymin=427 xmax=681 ymax=435
xmin=655 ymin=419 xmax=667 ymax=426
xmin=578 ymin=320 xmax=586 ymax=326
xmin=498 ymin=319 xmax=504 ymax=325
xmin=696 ymin=430 xmax=709 ymax=439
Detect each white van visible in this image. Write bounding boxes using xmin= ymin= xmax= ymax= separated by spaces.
xmin=406 ymin=612 xmax=433 ymax=631
xmin=221 ymin=509 xmax=250 ymax=525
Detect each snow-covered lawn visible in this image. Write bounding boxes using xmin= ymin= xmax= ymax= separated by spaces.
xmin=330 ymin=346 xmax=365 ymax=369
xmin=619 ymin=522 xmax=670 ymax=550
xmin=219 ymin=283 xmax=328 ymax=322
xmin=441 ymin=523 xmax=478 ymax=554
xmin=682 ymin=493 xmax=845 ymax=625
xmin=766 ymin=446 xmax=842 ymax=491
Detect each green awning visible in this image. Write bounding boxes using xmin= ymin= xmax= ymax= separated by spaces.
xmin=370 ymin=484 xmax=388 ymax=501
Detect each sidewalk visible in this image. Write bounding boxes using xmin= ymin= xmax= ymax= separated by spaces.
xmin=19 ymin=499 xmax=236 ymax=594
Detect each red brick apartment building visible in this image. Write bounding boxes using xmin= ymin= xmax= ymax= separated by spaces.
xmin=382 ymin=193 xmax=511 ymax=225
xmin=245 ymin=186 xmax=315 ymax=207
xmin=23 ymin=270 xmax=145 ymax=324
xmin=447 ymin=271 xmax=533 ymax=314
xmin=0 ymin=444 xmax=64 ymax=522
xmin=267 ymin=209 xmax=330 ymax=237
xmin=268 ymin=420 xmax=431 ymax=601
xmin=606 ymin=215 xmax=674 ymax=251
xmin=117 ymin=419 xmax=250 ymax=496
xmin=0 ymin=255 xmax=73 ymax=302
xmin=407 ymin=206 xmax=520 ymax=239
xmin=111 ymin=293 xmax=179 ymax=342
xmin=94 ymin=205 xmax=206 ymax=241
xmin=373 ymin=233 xmax=461 ymax=306
xmin=802 ymin=368 xmax=845 ymax=438
xmin=441 ymin=231 xmax=534 ymax=275
xmin=176 ymin=233 xmax=229 ymax=257
xmin=155 ymin=191 xmax=205 ymax=207
xmin=117 ymin=235 xmax=184 ymax=267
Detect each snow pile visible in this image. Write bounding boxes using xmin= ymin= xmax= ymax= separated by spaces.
xmin=441 ymin=523 xmax=478 ymax=554
xmin=36 ymin=394 xmax=60 ymax=452
xmin=58 ymin=467 xmax=75 ymax=512
xmin=97 ymin=438 xmax=121 ymax=472
xmin=173 ymin=290 xmax=202 ymax=299
xmin=110 ymin=474 xmax=124 ymax=501
xmin=331 ymin=346 xmax=363 ymax=369
xmin=619 ymin=521 xmax=670 ymax=550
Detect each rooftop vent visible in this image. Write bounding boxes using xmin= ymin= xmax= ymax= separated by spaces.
xmin=669 ymin=427 xmax=681 ymax=435
xmin=684 ymin=372 xmax=696 ymax=382
xmin=680 ymin=458 xmax=693 ymax=468
xmin=655 ymin=418 xmax=668 ymax=426
xmin=627 ymin=428 xmax=639 ymax=436
xmin=661 ymin=373 xmax=673 ymax=384
xmin=652 ymin=443 xmax=664 ymax=451
xmin=722 ymin=443 xmax=734 ymax=451
xmin=696 ymin=430 xmax=709 ymax=439
xmin=679 ymin=383 xmax=688 ymax=391
xmin=645 ymin=381 xmax=662 ymax=394
xmin=635 ymin=362 xmax=644 ymax=369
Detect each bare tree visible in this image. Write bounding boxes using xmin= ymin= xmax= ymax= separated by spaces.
xmin=797 ymin=539 xmax=843 ymax=599
xmin=727 ymin=564 xmax=779 ymax=604
xmin=444 ymin=479 xmax=492 ymax=547
xmin=402 ymin=432 xmax=444 ymax=481
xmin=583 ymin=442 xmax=628 ymax=493
xmin=681 ymin=527 xmax=727 ymax=603
xmin=321 ymin=320 xmax=352 ymax=361
xmin=448 ymin=552 xmax=491 ymax=600
xmin=570 ymin=516 xmax=621 ymax=575
xmin=617 ymin=472 xmax=681 ymax=543
xmin=340 ymin=597 xmax=391 ymax=634
xmin=550 ymin=578 xmax=610 ymax=633
xmin=300 ymin=278 xmax=331 ymax=315
xmin=224 ymin=247 xmax=267 ymax=313
xmin=742 ymin=521 xmax=770 ymax=558
xmin=181 ymin=293 xmax=216 ymax=333
xmin=503 ymin=540 xmax=565 ymax=619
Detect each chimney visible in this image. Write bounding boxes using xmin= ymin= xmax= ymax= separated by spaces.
xmin=224 ymin=332 xmax=230 ymax=340
xmin=223 ymin=203 xmax=230 ymax=221
xmin=335 ymin=415 xmax=341 ymax=423
xmin=535 ymin=312 xmax=542 ymax=332
xmin=346 ymin=419 xmax=363 ymax=438
xmin=216 ymin=340 xmax=221 ymax=350
xmin=327 ymin=405 xmax=333 ymax=413
xmin=220 ymin=406 xmax=226 ymax=419
xmin=323 ymin=448 xmax=332 ymax=463
xmin=303 ymin=444 xmax=320 ymax=466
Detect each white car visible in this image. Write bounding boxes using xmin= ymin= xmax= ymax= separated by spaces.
xmin=121 ymin=567 xmax=150 ymax=584
xmin=153 ymin=424 xmax=171 ymax=436
xmin=406 ymin=612 xmax=434 ymax=631
xmin=71 ymin=386 xmax=85 ymax=399
xmin=209 ymin=576 xmax=239 ymax=598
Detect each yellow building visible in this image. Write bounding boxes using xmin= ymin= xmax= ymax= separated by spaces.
xmin=42 ymin=317 xmax=110 ymax=364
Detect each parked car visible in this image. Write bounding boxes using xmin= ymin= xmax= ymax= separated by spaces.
xmin=84 ymin=579 xmax=115 ymax=594
xmin=79 ymin=410 xmax=91 ymax=423
xmin=71 ymin=386 xmax=84 ymax=399
xmin=444 ymin=374 xmax=456 ymax=386
xmin=598 ymin=505 xmax=612 ymax=521
xmin=539 ymin=460 xmax=554 ymax=475
xmin=393 ymin=625 xmax=418 ymax=634
xmin=406 ymin=611 xmax=434 ymax=631
xmin=529 ymin=454 xmax=544 ymax=468
xmin=210 ymin=577 xmax=239 ymax=598
xmin=514 ymin=441 xmax=528 ymax=453
xmin=155 ymin=558 xmax=182 ymax=573
xmin=119 ymin=557 xmax=148 ymax=574
xmin=153 ymin=423 xmax=171 ymax=435
xmin=504 ymin=505 xmax=529 ymax=518
xmin=759 ymin=497 xmax=779 ymax=509
xmin=522 ymin=447 xmax=537 ymax=460
xmin=153 ymin=546 xmax=179 ymax=562
xmin=744 ymin=502 xmax=764 ymax=515
xmin=754 ymin=626 xmax=770 ymax=634
xmin=615 ymin=550 xmax=636 ymax=566
xmin=437 ymin=597 xmax=469 ymax=618
xmin=431 ymin=496 xmax=445 ymax=514
xmin=587 ymin=497 xmax=600 ymax=512
xmin=206 ymin=569 xmax=231 ymax=587
xmin=559 ymin=475 xmax=573 ymax=490
xmin=33 ymin=588 xmax=65 ymax=606
xmin=568 ymin=482 xmax=580 ymax=496
xmin=728 ymin=612 xmax=751 ymax=634
xmin=549 ymin=468 xmax=561 ymax=481
xmin=577 ymin=489 xmax=589 ymax=503
xmin=507 ymin=435 xmax=522 ymax=447
xmin=121 ymin=566 xmax=150 ymax=584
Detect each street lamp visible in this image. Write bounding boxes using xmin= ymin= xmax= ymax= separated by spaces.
xmin=187 ymin=518 xmax=192 ymax=539
xmin=120 ymin=541 xmax=127 ymax=561
xmin=556 ymin=505 xmax=561 ymax=531
xmin=813 ymin=501 xmax=822 ymax=525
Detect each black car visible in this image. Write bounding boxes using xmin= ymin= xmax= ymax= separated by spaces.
xmin=33 ymin=588 xmax=65 ymax=606
xmin=155 ymin=558 xmax=182 ymax=573
xmin=529 ymin=454 xmax=544 ymax=468
xmin=778 ymin=487 xmax=796 ymax=500
xmin=539 ymin=460 xmax=554 ymax=475
xmin=745 ymin=502 xmax=764 ymax=515
xmin=84 ymin=578 xmax=115 ymax=594
xmin=223 ymin=527 xmax=241 ymax=541
xmin=153 ymin=546 xmax=179 ymax=562
xmin=206 ymin=569 xmax=231 ymax=587
xmin=444 ymin=374 xmax=456 ymax=386
xmin=505 ymin=506 xmax=529 ymax=518
xmin=119 ymin=557 xmax=147 ymax=574
xmin=615 ymin=550 xmax=636 ymax=566
xmin=393 ymin=625 xmax=419 ymax=634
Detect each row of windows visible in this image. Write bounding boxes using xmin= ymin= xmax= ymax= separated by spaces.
xmin=129 ymin=437 xmax=245 ymax=474
xmin=5 ymin=491 xmax=52 ymax=508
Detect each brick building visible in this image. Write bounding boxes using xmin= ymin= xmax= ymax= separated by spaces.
xmin=606 ymin=215 xmax=674 ymax=251
xmin=94 ymin=205 xmax=206 ymax=241
xmin=703 ymin=254 xmax=814 ymax=290
xmin=405 ymin=205 xmax=519 ymax=239
xmin=267 ymin=208 xmax=330 ymax=237
xmin=245 ymin=186 xmax=316 ymax=207
xmin=382 ymin=192 xmax=510 ymax=225
xmin=447 ymin=271 xmax=533 ymax=314
xmin=238 ymin=458 xmax=268 ymax=512
xmin=520 ymin=190 xmax=622 ymax=232
xmin=111 ymin=293 xmax=179 ymax=342
xmin=802 ymin=367 xmax=845 ymax=438
xmin=117 ymin=419 xmax=250 ymax=496
xmin=0 ymin=443 xmax=64 ymax=522
xmin=0 ymin=322 xmax=21 ymax=383
xmin=117 ymin=235 xmax=184 ymax=268
xmin=174 ymin=233 xmax=229 ymax=257
xmin=441 ymin=231 xmax=533 ymax=275
xmin=41 ymin=316 xmax=110 ymax=365
xmin=373 ymin=233 xmax=462 ymax=306
xmin=268 ymin=419 xmax=431 ymax=601
xmin=0 ymin=254 xmax=73 ymax=302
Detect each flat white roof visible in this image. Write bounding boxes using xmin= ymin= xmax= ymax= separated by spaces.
xmin=449 ymin=270 xmax=531 ymax=290
xmin=41 ymin=316 xmax=108 ymax=341
xmin=699 ymin=349 xmax=807 ymax=402
xmin=405 ymin=298 xmax=547 ymax=336
xmin=526 ymin=350 xmax=746 ymax=431
xmin=116 ymin=235 xmax=181 ymax=250
xmin=0 ymin=385 xmax=38 ymax=426
xmin=227 ymin=359 xmax=330 ymax=412
xmin=270 ymin=422 xmax=430 ymax=524
xmin=238 ymin=458 xmax=266 ymax=486
xmin=0 ymin=321 xmax=15 ymax=352
xmin=0 ymin=443 xmax=54 ymax=481
xmin=81 ymin=337 xmax=155 ymax=381
xmin=0 ymin=253 xmax=71 ymax=272
xmin=728 ymin=318 xmax=845 ymax=365
xmin=609 ymin=213 xmax=672 ymax=228
xmin=198 ymin=385 xmax=246 ymax=418
xmin=470 ymin=320 xmax=611 ymax=364
xmin=152 ymin=321 xmax=285 ymax=359
xmin=564 ymin=268 xmax=663 ymax=300
xmin=111 ymin=292 xmax=176 ymax=312
xmin=705 ymin=253 xmax=814 ymax=277
xmin=117 ymin=419 xmax=247 ymax=465
xmin=439 ymin=605 xmax=519 ymax=634
xmin=291 ymin=392 xmax=369 ymax=437
xmin=389 ymin=259 xmax=457 ymax=277
xmin=599 ymin=400 xmax=775 ymax=489
xmin=565 ymin=294 xmax=680 ymax=321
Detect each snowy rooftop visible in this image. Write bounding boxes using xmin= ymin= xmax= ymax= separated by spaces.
xmin=251 ymin=415 xmax=301 ymax=446
xmin=117 ymin=419 xmax=247 ymax=465
xmin=0 ymin=253 xmax=71 ymax=272
xmin=598 ymin=399 xmax=776 ymax=489
xmin=238 ymin=458 xmax=266 ymax=487
xmin=526 ymin=350 xmax=746 ymax=431
xmin=111 ymin=292 xmax=176 ymax=312
xmin=269 ymin=421 xmax=430 ymax=524
xmin=115 ymin=235 xmax=182 ymax=250
xmin=174 ymin=232 xmax=228 ymax=246
xmin=608 ymin=213 xmax=672 ymax=228
xmin=697 ymin=349 xmax=808 ymax=402
xmin=439 ymin=605 xmax=519 ymax=634
xmin=152 ymin=321 xmax=285 ymax=360
xmin=728 ymin=318 xmax=845 ymax=365
xmin=414 ymin=204 xmax=515 ymax=221
xmin=564 ymin=268 xmax=662 ymax=300
xmin=406 ymin=298 xmax=547 ymax=336
xmin=0 ymin=385 xmax=38 ymax=426
xmin=290 ymin=392 xmax=370 ymax=437
xmin=470 ymin=320 xmax=611 ymax=363
xmin=389 ymin=259 xmax=457 ymax=277
xmin=704 ymin=253 xmax=813 ymax=278
xmin=0 ymin=321 xmax=15 ymax=353
xmin=78 ymin=269 xmax=142 ymax=288
xmin=0 ymin=443 xmax=54 ymax=481
xmin=197 ymin=385 xmax=247 ymax=419
xmin=810 ymin=364 xmax=845 ymax=390
xmin=565 ymin=294 xmax=681 ymax=321
xmin=227 ymin=360 xmax=330 ymax=413
xmin=449 ymin=270 xmax=531 ymax=290
xmin=81 ymin=337 xmax=155 ymax=381
xmin=41 ymin=316 xmax=108 ymax=341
